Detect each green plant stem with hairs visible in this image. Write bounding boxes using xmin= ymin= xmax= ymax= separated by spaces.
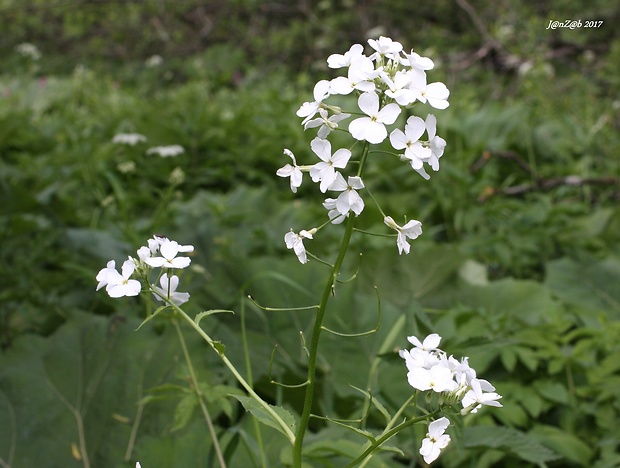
xmin=292 ymin=141 xmax=371 ymax=466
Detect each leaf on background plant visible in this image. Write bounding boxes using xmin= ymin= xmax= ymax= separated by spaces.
xmin=463 ymin=425 xmax=561 ymax=465
xmin=528 ymin=424 xmax=593 ymax=466
xmin=171 ymin=394 xmax=197 ymax=432
xmin=533 ymin=380 xmax=570 ymax=405
xmin=458 ymin=259 xmax=489 ymax=286
xmin=230 ymin=395 xmax=296 ymax=438
xmin=545 ymin=257 xmax=620 ymax=318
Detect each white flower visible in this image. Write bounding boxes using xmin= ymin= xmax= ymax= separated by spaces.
xmin=105 ymin=259 xmax=142 ymax=298
xmin=423 ymin=82 xmax=450 ymax=110
xmin=383 ymin=216 xmax=423 ymax=254
xmin=404 ymin=50 xmax=434 ymax=71
xmin=407 ymin=333 xmax=442 ymax=351
xmin=461 ymin=378 xmax=503 ymax=414
xmin=309 ymin=138 xmax=352 ymax=193
xmin=296 ymin=80 xmax=331 ymax=125
xmin=145 ymin=55 xmax=163 ymax=67
xmin=284 ymin=229 xmax=315 ymax=264
xmin=96 ymin=260 xmax=117 ymax=291
xmin=16 ymin=43 xmax=41 ymax=60
xmin=419 ymin=417 xmax=451 ymax=464
xmin=407 ymin=364 xmax=457 ymax=393
xmin=144 ymin=239 xmax=193 ymax=269
xmin=146 ymin=145 xmax=185 ymax=157
xmin=348 ymin=92 xmax=400 ymax=144
xmin=389 ymin=116 xmax=431 ymax=170
xmin=327 ymin=43 xmax=365 ymax=68
xmin=303 ymin=108 xmax=351 ymax=139
xmin=136 ymin=463 xmax=142 ymax=468
xmin=368 ymin=36 xmax=403 ymax=57
xmin=322 ymin=198 xmax=348 ymax=224
xmin=425 ymin=114 xmax=446 ymax=171
xmin=112 ymin=133 xmax=147 ymax=146
xmin=328 ymin=173 xmax=365 ymax=216
xmin=276 ymin=149 xmax=303 ymax=193
xmin=329 ymin=56 xmax=377 ymax=95
xmin=153 ymin=274 xmax=190 ymax=306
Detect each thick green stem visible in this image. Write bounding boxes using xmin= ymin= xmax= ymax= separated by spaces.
xmin=292 ymin=142 xmax=371 ymax=466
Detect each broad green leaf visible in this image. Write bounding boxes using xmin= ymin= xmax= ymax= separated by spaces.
xmin=529 ymin=424 xmax=593 ymax=465
xmin=171 ymin=394 xmax=197 ymax=432
xmin=464 ymin=425 xmax=561 ymax=464
xmin=231 ymin=395 xmax=295 ymax=439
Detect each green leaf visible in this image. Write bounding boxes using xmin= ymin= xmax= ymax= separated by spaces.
xmin=135 ymin=305 xmax=170 ymax=331
xmin=529 ymin=424 xmax=594 ymax=465
xmin=464 ymin=425 xmax=561 ymax=464
xmin=194 ymin=309 xmax=235 ymax=326
xmin=171 ymin=394 xmax=197 ymax=432
xmin=230 ymin=395 xmax=296 ymax=438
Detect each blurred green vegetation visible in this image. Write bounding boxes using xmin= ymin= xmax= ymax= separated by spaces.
xmin=1 ymin=0 xmax=619 ymax=466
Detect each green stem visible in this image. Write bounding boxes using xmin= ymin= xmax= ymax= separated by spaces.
xmin=163 ymin=299 xmax=296 ymax=444
xmin=347 ymin=409 xmax=437 ymax=468
xmin=292 ymin=142 xmax=371 ymax=466
xmin=173 ymin=320 xmax=227 ymax=468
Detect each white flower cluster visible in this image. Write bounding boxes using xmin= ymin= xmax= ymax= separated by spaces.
xmin=96 ymin=235 xmax=194 ymax=306
xmin=400 ymin=333 xmax=502 ymax=464
xmin=111 ymin=133 xmax=185 ymax=158
xmin=278 ymin=36 xmax=449 ymax=262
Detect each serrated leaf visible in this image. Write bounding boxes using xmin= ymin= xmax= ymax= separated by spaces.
xmin=212 ymin=341 xmax=226 ymax=356
xmin=135 ymin=305 xmax=170 ymax=331
xmin=464 ymin=425 xmax=561 ymax=464
xmin=231 ymin=395 xmax=296 ymax=439
xmin=194 ymin=309 xmax=234 ymax=326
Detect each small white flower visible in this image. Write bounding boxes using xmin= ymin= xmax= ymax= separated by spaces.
xmin=296 ymin=80 xmax=331 ymax=125
xmin=96 ymin=260 xmax=117 ymax=291
xmin=407 ymin=364 xmax=457 ymax=393
xmin=404 ymin=50 xmax=434 ymax=71
xmin=461 ymin=378 xmax=503 ymax=413
xmin=144 ymin=239 xmax=193 ymax=269
xmin=284 ymin=229 xmax=315 ymax=264
xmin=384 ymin=216 xmax=423 ymax=254
xmin=304 ymin=108 xmax=351 ymax=139
xmin=328 ymin=173 xmax=365 ymax=216
xmin=322 ymin=198 xmax=348 ymax=224
xmin=309 ymin=138 xmax=352 ymax=193
xmin=329 ymin=56 xmax=377 ymax=95
xmin=112 ymin=133 xmax=147 ymax=146
xmin=419 ymin=417 xmax=451 ymax=464
xmin=276 ymin=149 xmax=303 ymax=193
xmin=327 ymin=43 xmax=365 ymax=69
xmin=145 ymin=55 xmax=163 ymax=67
xmin=368 ymin=36 xmax=403 ymax=57
xmin=146 ymin=145 xmax=185 ymax=158
xmin=389 ymin=116 xmax=431 ymax=171
xmin=153 ymin=274 xmax=190 ymax=306
xmin=348 ymin=92 xmax=400 ymax=144
xmin=16 ymin=43 xmax=41 ymax=60
xmin=425 ymin=114 xmax=446 ymax=171
xmin=105 ymin=259 xmax=142 ymax=298
xmin=407 ymin=333 xmax=441 ymax=351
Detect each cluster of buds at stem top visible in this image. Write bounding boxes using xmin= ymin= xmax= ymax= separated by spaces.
xmin=96 ymin=235 xmax=194 ymax=306
xmin=400 ymin=333 xmax=503 ymax=464
xmin=277 ymin=36 xmax=449 ymax=263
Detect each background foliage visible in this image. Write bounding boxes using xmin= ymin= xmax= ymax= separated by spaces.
xmin=1 ymin=0 xmax=619 ymax=466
